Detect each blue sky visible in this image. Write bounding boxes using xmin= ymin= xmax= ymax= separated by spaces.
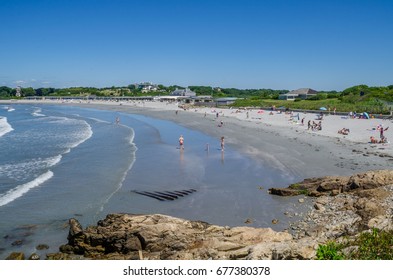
xmin=1 ymin=0 xmax=392 ymax=91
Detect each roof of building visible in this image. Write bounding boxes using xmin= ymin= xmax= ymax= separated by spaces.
xmin=215 ymin=97 xmax=238 ymax=101
xmin=288 ymin=88 xmax=318 ymax=95
xmin=171 ymin=88 xmax=196 ymax=96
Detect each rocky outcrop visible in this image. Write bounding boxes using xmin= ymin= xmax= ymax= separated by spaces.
xmin=269 ymin=170 xmax=393 ymax=197
xmin=43 ymin=170 xmax=393 ymax=260
xmin=47 ymin=214 xmax=317 ymax=260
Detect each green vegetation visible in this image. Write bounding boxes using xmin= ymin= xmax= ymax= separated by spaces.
xmin=232 ymin=85 xmax=393 ymax=114
xmin=1 ymin=83 xmax=392 ymax=114
xmin=316 ymin=241 xmax=345 ymax=260
xmin=316 ymin=228 xmax=393 ymax=260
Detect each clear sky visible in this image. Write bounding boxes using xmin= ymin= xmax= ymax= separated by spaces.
xmin=1 ymin=0 xmax=392 ymax=91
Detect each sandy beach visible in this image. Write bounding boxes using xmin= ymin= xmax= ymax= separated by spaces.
xmin=3 ymin=99 xmax=393 ymax=182
xmin=1 ymin=99 xmax=393 ymax=260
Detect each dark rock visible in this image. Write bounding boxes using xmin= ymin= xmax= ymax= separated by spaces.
xmin=6 ymin=252 xmax=25 ymax=260
xmin=11 ymin=240 xmax=23 ymax=246
xmin=36 ymin=244 xmax=49 ymax=250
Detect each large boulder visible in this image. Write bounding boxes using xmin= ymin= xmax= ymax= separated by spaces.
xmin=269 ymin=170 xmax=393 ymax=197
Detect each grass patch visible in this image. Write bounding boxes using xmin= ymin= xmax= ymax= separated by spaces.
xmin=290 ymin=183 xmax=301 ymax=189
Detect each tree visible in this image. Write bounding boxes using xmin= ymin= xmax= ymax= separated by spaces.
xmin=0 ymin=86 xmax=12 ymax=97
xmin=21 ymin=87 xmax=35 ymax=96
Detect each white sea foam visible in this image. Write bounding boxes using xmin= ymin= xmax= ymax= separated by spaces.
xmin=0 ymin=117 xmax=14 ymax=137
xmin=44 ymin=116 xmax=93 ymax=149
xmin=0 ymin=155 xmax=62 ymax=181
xmin=0 ymin=171 xmax=53 ymax=207
xmin=31 ymin=108 xmax=45 ymax=117
xmin=69 ymin=120 xmax=93 ymax=149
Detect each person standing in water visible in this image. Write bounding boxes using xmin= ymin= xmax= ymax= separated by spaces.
xmin=179 ymin=135 xmax=184 ymax=150
xmin=220 ymin=136 xmax=225 ymax=151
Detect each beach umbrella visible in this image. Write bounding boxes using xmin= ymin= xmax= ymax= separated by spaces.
xmin=363 ymin=112 xmax=370 ymax=119
xmin=319 ymin=107 xmax=327 ymax=111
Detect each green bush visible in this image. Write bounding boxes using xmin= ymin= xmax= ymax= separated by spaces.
xmin=316 ymin=228 xmax=393 ymax=260
xmin=316 ymin=242 xmax=344 ymax=260
xmin=348 ymin=228 xmax=393 ymax=260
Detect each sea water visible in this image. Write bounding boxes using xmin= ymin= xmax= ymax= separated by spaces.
xmin=0 ymin=104 xmax=304 ymax=259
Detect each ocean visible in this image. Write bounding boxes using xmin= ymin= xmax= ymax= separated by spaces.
xmin=0 ymin=103 xmax=304 ymax=259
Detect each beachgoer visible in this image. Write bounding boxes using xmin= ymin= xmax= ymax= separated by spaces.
xmin=379 ymin=125 xmax=389 ymax=140
xmin=220 ymin=136 xmax=225 ymax=151
xmin=218 ymin=120 xmax=224 ymax=127
xmin=338 ymin=128 xmax=349 ymax=135
xmin=179 ymin=135 xmax=184 ymax=150
xmin=301 ymin=117 xmax=305 ymax=126
xmin=318 ymin=121 xmax=322 ymax=131
xmin=115 ymin=117 xmax=120 ymax=124
xmin=307 ymin=120 xmax=311 ymax=130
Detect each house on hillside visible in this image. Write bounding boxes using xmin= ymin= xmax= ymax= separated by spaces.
xmin=135 ymin=82 xmax=159 ymax=93
xmin=171 ymin=88 xmax=197 ymax=97
xmin=279 ymin=88 xmax=318 ymax=100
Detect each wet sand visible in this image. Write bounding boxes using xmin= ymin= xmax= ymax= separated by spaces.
xmin=78 ymin=100 xmax=393 ymax=179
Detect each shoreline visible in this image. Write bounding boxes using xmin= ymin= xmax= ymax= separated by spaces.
xmin=3 ymin=99 xmax=391 ymax=180
xmin=2 ymin=99 xmax=393 ymax=260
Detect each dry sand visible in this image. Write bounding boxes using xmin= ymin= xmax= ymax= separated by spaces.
xmin=3 ymin=99 xmax=393 ymax=182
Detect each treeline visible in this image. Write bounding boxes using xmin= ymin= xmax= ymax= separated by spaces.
xmin=1 ymin=84 xmax=393 ymax=104
xmin=188 ymin=86 xmax=288 ymax=99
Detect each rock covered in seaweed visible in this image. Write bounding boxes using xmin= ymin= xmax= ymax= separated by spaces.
xmin=268 ymin=170 xmax=393 ymax=197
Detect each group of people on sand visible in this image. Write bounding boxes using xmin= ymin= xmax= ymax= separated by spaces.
xmin=369 ymin=125 xmax=389 ymax=144
xmin=307 ymin=120 xmax=322 ymax=131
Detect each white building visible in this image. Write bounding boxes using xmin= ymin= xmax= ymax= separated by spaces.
xmin=15 ymin=86 xmax=21 ymax=97
xmin=278 ymin=88 xmax=318 ymax=100
xmin=170 ymin=87 xmax=196 ymax=97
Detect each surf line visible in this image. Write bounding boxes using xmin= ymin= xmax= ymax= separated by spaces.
xmin=0 ymin=171 xmax=53 ymax=207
